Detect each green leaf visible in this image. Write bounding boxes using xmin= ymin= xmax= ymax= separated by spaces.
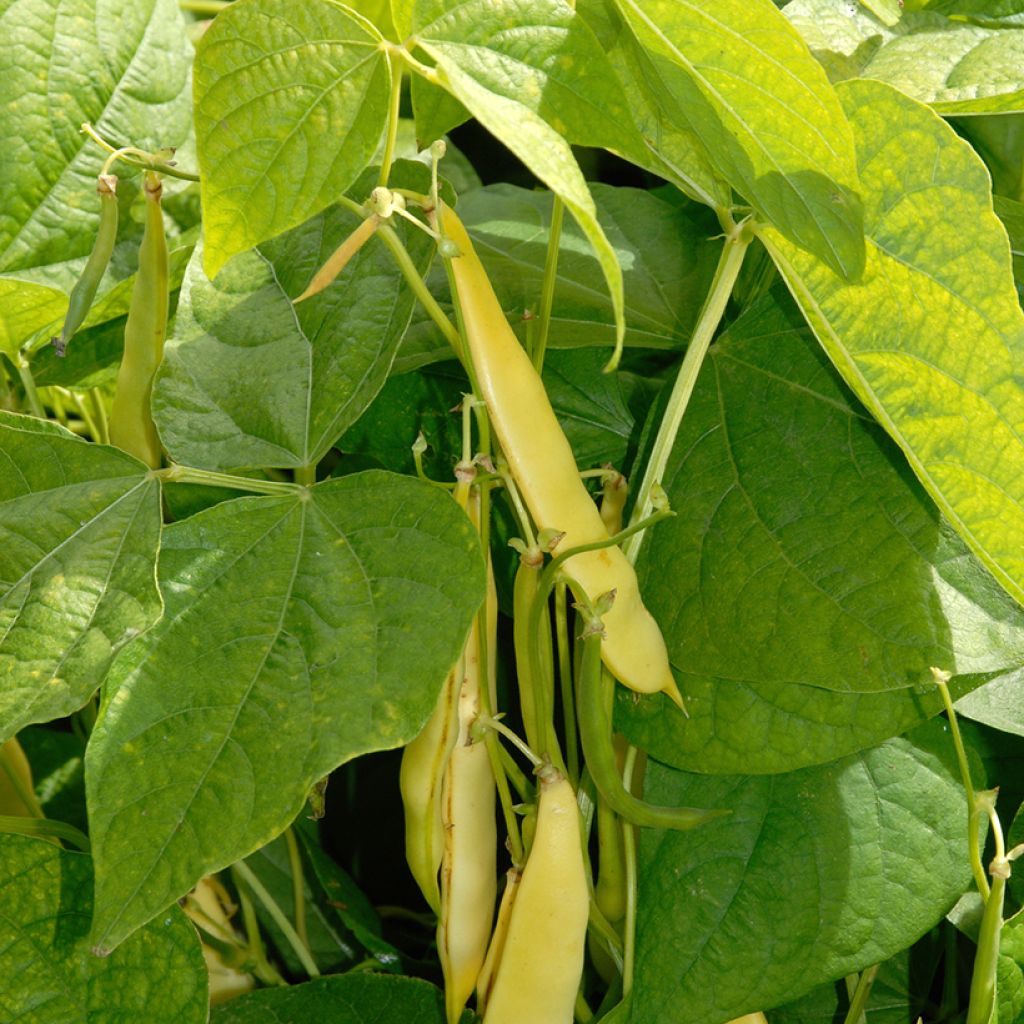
xmin=623 ymin=291 xmax=1024 ymax=774
xmin=210 ymin=974 xmax=457 ymax=1023
xmin=341 ymin=349 xmax=638 ymax=482
xmin=577 ymin=0 xmax=732 ymax=209
xmin=631 ymin=721 xmax=973 ymax=1024
xmin=994 ymin=196 xmax=1024 ymax=306
xmin=242 ymin=832 xmax=361 ymax=974
xmin=769 ymin=948 xmax=937 ymax=1024
xmin=998 ymin=910 xmax=1024 ymax=1024
xmin=787 ymin=2 xmax=1024 ymax=113
xmin=0 ymin=279 xmax=65 ymax=357
xmin=411 ymin=73 xmax=471 ymax=145
xmin=0 ymin=412 xmax=162 ymax=743
xmin=0 ymin=0 xmax=193 ymax=274
xmin=292 ymin=817 xmax=401 ymax=969
xmin=860 ymin=0 xmax=903 ymax=26
xmin=411 ymin=0 xmax=637 ymax=355
xmin=956 ymin=671 xmax=1024 ymax=737
xmin=87 ymin=471 xmax=484 ymax=951
xmin=154 ymin=173 xmax=433 ymax=470
xmin=761 ymin=78 xmax=1024 ymax=613
xmin=194 ymin=0 xmax=390 ymax=279
xmin=0 ymin=834 xmax=206 ymax=1023
xmin=613 ymin=0 xmax=865 ymax=279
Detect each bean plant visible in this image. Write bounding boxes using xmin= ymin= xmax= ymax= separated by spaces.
xmin=2 ymin=0 xmax=1024 ymax=1021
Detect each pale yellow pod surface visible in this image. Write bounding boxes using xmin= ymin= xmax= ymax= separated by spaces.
xmin=399 ymin=661 xmax=460 ymax=914
xmin=476 ymin=867 xmax=522 ymax=1016
xmin=439 ymin=203 xmax=680 ymax=706
xmin=483 ymin=771 xmax=588 ymax=1024
xmin=438 ymin=594 xmax=497 ymax=1024
xmin=438 ymin=737 xmax=497 ymax=1024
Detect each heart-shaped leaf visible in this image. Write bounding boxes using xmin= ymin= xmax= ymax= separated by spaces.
xmin=87 ymin=471 xmax=484 ymax=951
xmin=0 ymin=412 xmax=162 ymax=743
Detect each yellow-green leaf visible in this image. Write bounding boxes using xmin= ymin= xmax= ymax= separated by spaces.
xmin=194 ymin=0 xmax=389 ymax=279
xmin=614 ymin=0 xmax=866 ymax=278
xmin=761 ymin=78 xmax=1024 ymax=609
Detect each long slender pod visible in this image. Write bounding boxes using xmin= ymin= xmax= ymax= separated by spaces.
xmin=433 ymin=201 xmax=682 ymax=708
xmin=108 ymin=172 xmax=169 ymax=467
xmin=483 ymin=765 xmax=588 ymax=1024
xmin=577 ymin=604 xmax=726 ymax=831
xmin=52 ymin=174 xmax=119 ymax=356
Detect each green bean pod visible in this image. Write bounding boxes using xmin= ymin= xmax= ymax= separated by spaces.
xmin=108 ymin=172 xmax=168 ymax=467
xmin=53 ymin=174 xmax=119 ymax=356
xmin=577 ymin=605 xmax=727 ymax=831
xmin=965 ymin=865 xmax=1007 ymax=1024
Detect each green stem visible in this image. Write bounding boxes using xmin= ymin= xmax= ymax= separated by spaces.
xmin=233 ymin=860 xmax=320 ymax=979
xmin=495 ymin=742 xmax=530 ymax=801
xmin=374 ymin=222 xmax=465 ymax=363
xmin=481 ymin=715 xmax=542 ymax=767
xmin=0 ymin=814 xmax=90 ymax=851
xmin=153 ymin=464 xmax=300 ymax=496
xmin=556 ymin=581 xmax=579 ymax=786
xmin=81 ymin=123 xmax=201 ymax=182
xmin=15 ymin=358 xmax=45 ymax=419
xmin=179 ymin=0 xmax=231 ymax=13
xmin=87 ymin=388 xmax=109 ymax=444
xmin=531 ymin=195 xmax=565 ymax=373
xmin=234 ymin=881 xmax=288 ymax=986
xmin=284 ymin=827 xmax=309 ymax=951
xmin=63 ymin=388 xmax=102 ymax=443
xmin=842 ymin=964 xmax=879 ymax=1024
xmin=294 ymin=464 xmax=316 ymax=487
xmin=934 ymin=670 xmax=990 ymax=900
xmin=378 ymin=53 xmax=404 ymax=188
xmin=621 ymin=745 xmax=639 ymax=998
xmin=624 ymin=227 xmax=750 ymax=563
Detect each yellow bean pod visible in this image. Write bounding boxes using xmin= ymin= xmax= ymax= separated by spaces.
xmin=483 ymin=766 xmax=588 ymax=1024
xmin=436 ymin=202 xmax=681 ymax=707
xmin=475 ymin=867 xmax=522 ymax=1016
xmin=437 ymin=634 xmax=497 ymax=1024
xmin=399 ymin=658 xmax=460 ymax=914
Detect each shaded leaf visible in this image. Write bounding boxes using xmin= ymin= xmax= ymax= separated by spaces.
xmin=614 ymin=0 xmax=865 ymax=278
xmin=211 ymin=974 xmax=459 ymax=1023
xmin=957 ymin=670 xmax=1024 ymax=738
xmin=87 ymin=471 xmax=484 ymax=951
xmin=242 ymin=832 xmax=360 ymax=974
xmin=761 ymin=78 xmax=1024 ymax=611
xmin=0 ymin=412 xmax=162 ymax=743
xmin=631 ymin=721 xmax=973 ymax=1024
xmin=0 ymin=834 xmax=206 ymax=1023
xmin=194 ymin=0 xmax=389 ymax=278
xmin=19 ymin=726 xmax=87 ymax=834
xmin=154 ymin=165 xmax=433 ymax=470
xmin=397 ymin=182 xmax=721 ymax=370
xmin=624 ymin=292 xmax=1024 ymax=774
xmin=768 ymin=948 xmax=937 ymax=1024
